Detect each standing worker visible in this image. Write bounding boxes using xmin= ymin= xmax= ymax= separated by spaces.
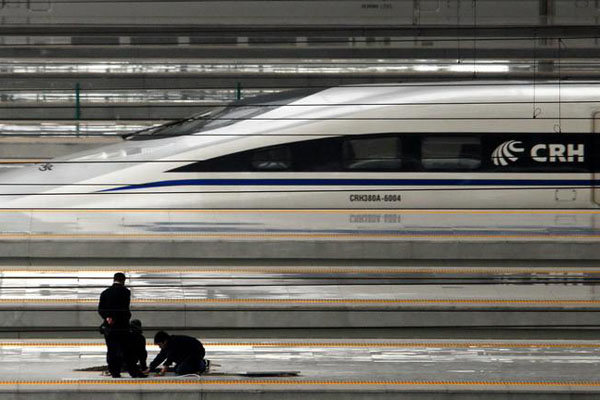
xmin=146 ymin=331 xmax=209 ymax=376
xmin=98 ymin=272 xmax=146 ymax=378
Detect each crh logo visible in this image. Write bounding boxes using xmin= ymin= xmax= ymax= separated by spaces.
xmin=492 ymin=141 xmax=585 ymax=166
xmin=492 ymin=140 xmax=524 ymax=166
xmin=531 ymin=143 xmax=584 ymax=163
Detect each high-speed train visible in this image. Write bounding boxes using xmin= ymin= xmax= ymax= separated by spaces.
xmin=1 ymin=81 xmax=600 ymax=209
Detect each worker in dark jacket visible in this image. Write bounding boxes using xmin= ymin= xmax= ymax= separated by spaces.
xmin=146 ymin=331 xmax=208 ymax=375
xmin=98 ymin=272 xmax=145 ymax=378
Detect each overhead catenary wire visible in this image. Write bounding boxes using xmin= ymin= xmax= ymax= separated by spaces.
xmin=3 ymin=99 xmax=600 ymax=107
xmin=4 ymin=81 xmax=600 ymax=90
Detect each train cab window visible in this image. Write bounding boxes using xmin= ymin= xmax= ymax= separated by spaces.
xmin=421 ymin=136 xmax=481 ymax=170
xmin=250 ymin=146 xmax=291 ymax=171
xmin=343 ymin=136 xmax=402 ymax=171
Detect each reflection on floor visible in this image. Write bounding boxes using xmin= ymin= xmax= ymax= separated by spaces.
xmin=3 ymin=339 xmax=600 ymax=384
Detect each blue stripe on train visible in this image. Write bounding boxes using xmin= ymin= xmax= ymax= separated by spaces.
xmin=100 ymin=178 xmax=600 ymax=192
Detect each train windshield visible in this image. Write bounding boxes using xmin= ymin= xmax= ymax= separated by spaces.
xmin=125 ymin=88 xmax=321 ymax=140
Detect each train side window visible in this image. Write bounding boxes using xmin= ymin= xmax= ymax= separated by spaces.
xmin=291 ymin=138 xmax=343 ymax=171
xmin=250 ymin=146 xmax=291 ymax=171
xmin=421 ymin=136 xmax=481 ymax=170
xmin=343 ymin=136 xmax=402 ymax=171
xmin=167 ymin=152 xmax=249 ymax=172
xmin=167 ymin=145 xmax=292 ymax=173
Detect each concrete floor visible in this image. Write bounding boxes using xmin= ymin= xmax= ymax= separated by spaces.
xmin=0 ymin=339 xmax=598 ymax=399
xmin=0 ymin=208 xmax=596 ymax=397
xmin=0 ymin=269 xmax=597 ymax=331
xmin=6 ymin=209 xmax=599 ymax=237
xmin=0 ymin=209 xmax=598 ymax=262
xmin=4 ymin=271 xmax=600 ymax=301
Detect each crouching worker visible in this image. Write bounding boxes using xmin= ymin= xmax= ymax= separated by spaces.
xmin=129 ymin=319 xmax=148 ymax=372
xmin=145 ymin=331 xmax=208 ymax=376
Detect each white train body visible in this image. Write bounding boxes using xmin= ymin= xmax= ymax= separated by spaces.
xmin=1 ymin=81 xmax=600 ymax=209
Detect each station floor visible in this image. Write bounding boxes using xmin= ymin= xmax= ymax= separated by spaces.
xmin=0 ymin=209 xmax=598 ymax=262
xmin=0 ymin=268 xmax=599 ymax=304
xmin=0 ymin=209 xmax=597 ymax=397
xmin=2 ymin=208 xmax=599 ymax=238
xmin=0 ymin=269 xmax=599 ymax=331
xmin=0 ymin=338 xmax=599 ymax=399
xmin=1 ymin=275 xmax=600 ymax=304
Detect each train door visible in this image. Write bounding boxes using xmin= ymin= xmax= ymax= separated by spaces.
xmin=593 ymin=112 xmax=600 ymax=205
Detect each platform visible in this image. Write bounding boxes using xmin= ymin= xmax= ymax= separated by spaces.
xmin=0 ymin=209 xmax=598 ymax=261
xmin=0 ymin=268 xmax=599 ymax=332
xmin=0 ymin=338 xmax=598 ymax=399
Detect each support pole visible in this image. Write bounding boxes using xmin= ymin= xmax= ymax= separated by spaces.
xmin=75 ymin=82 xmax=81 ymax=136
xmin=236 ymin=82 xmax=242 ymax=100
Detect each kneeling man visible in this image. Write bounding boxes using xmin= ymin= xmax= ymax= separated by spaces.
xmin=147 ymin=331 xmax=208 ymax=375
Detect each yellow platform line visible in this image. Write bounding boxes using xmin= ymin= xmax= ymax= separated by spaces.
xmin=1 ymin=379 xmax=600 ymax=386
xmin=2 ymin=209 xmax=600 ymax=215
xmin=1 ymin=341 xmax=599 ymax=349
xmin=0 ymin=298 xmax=597 ymax=305
xmin=0 ymin=232 xmax=598 ymax=239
